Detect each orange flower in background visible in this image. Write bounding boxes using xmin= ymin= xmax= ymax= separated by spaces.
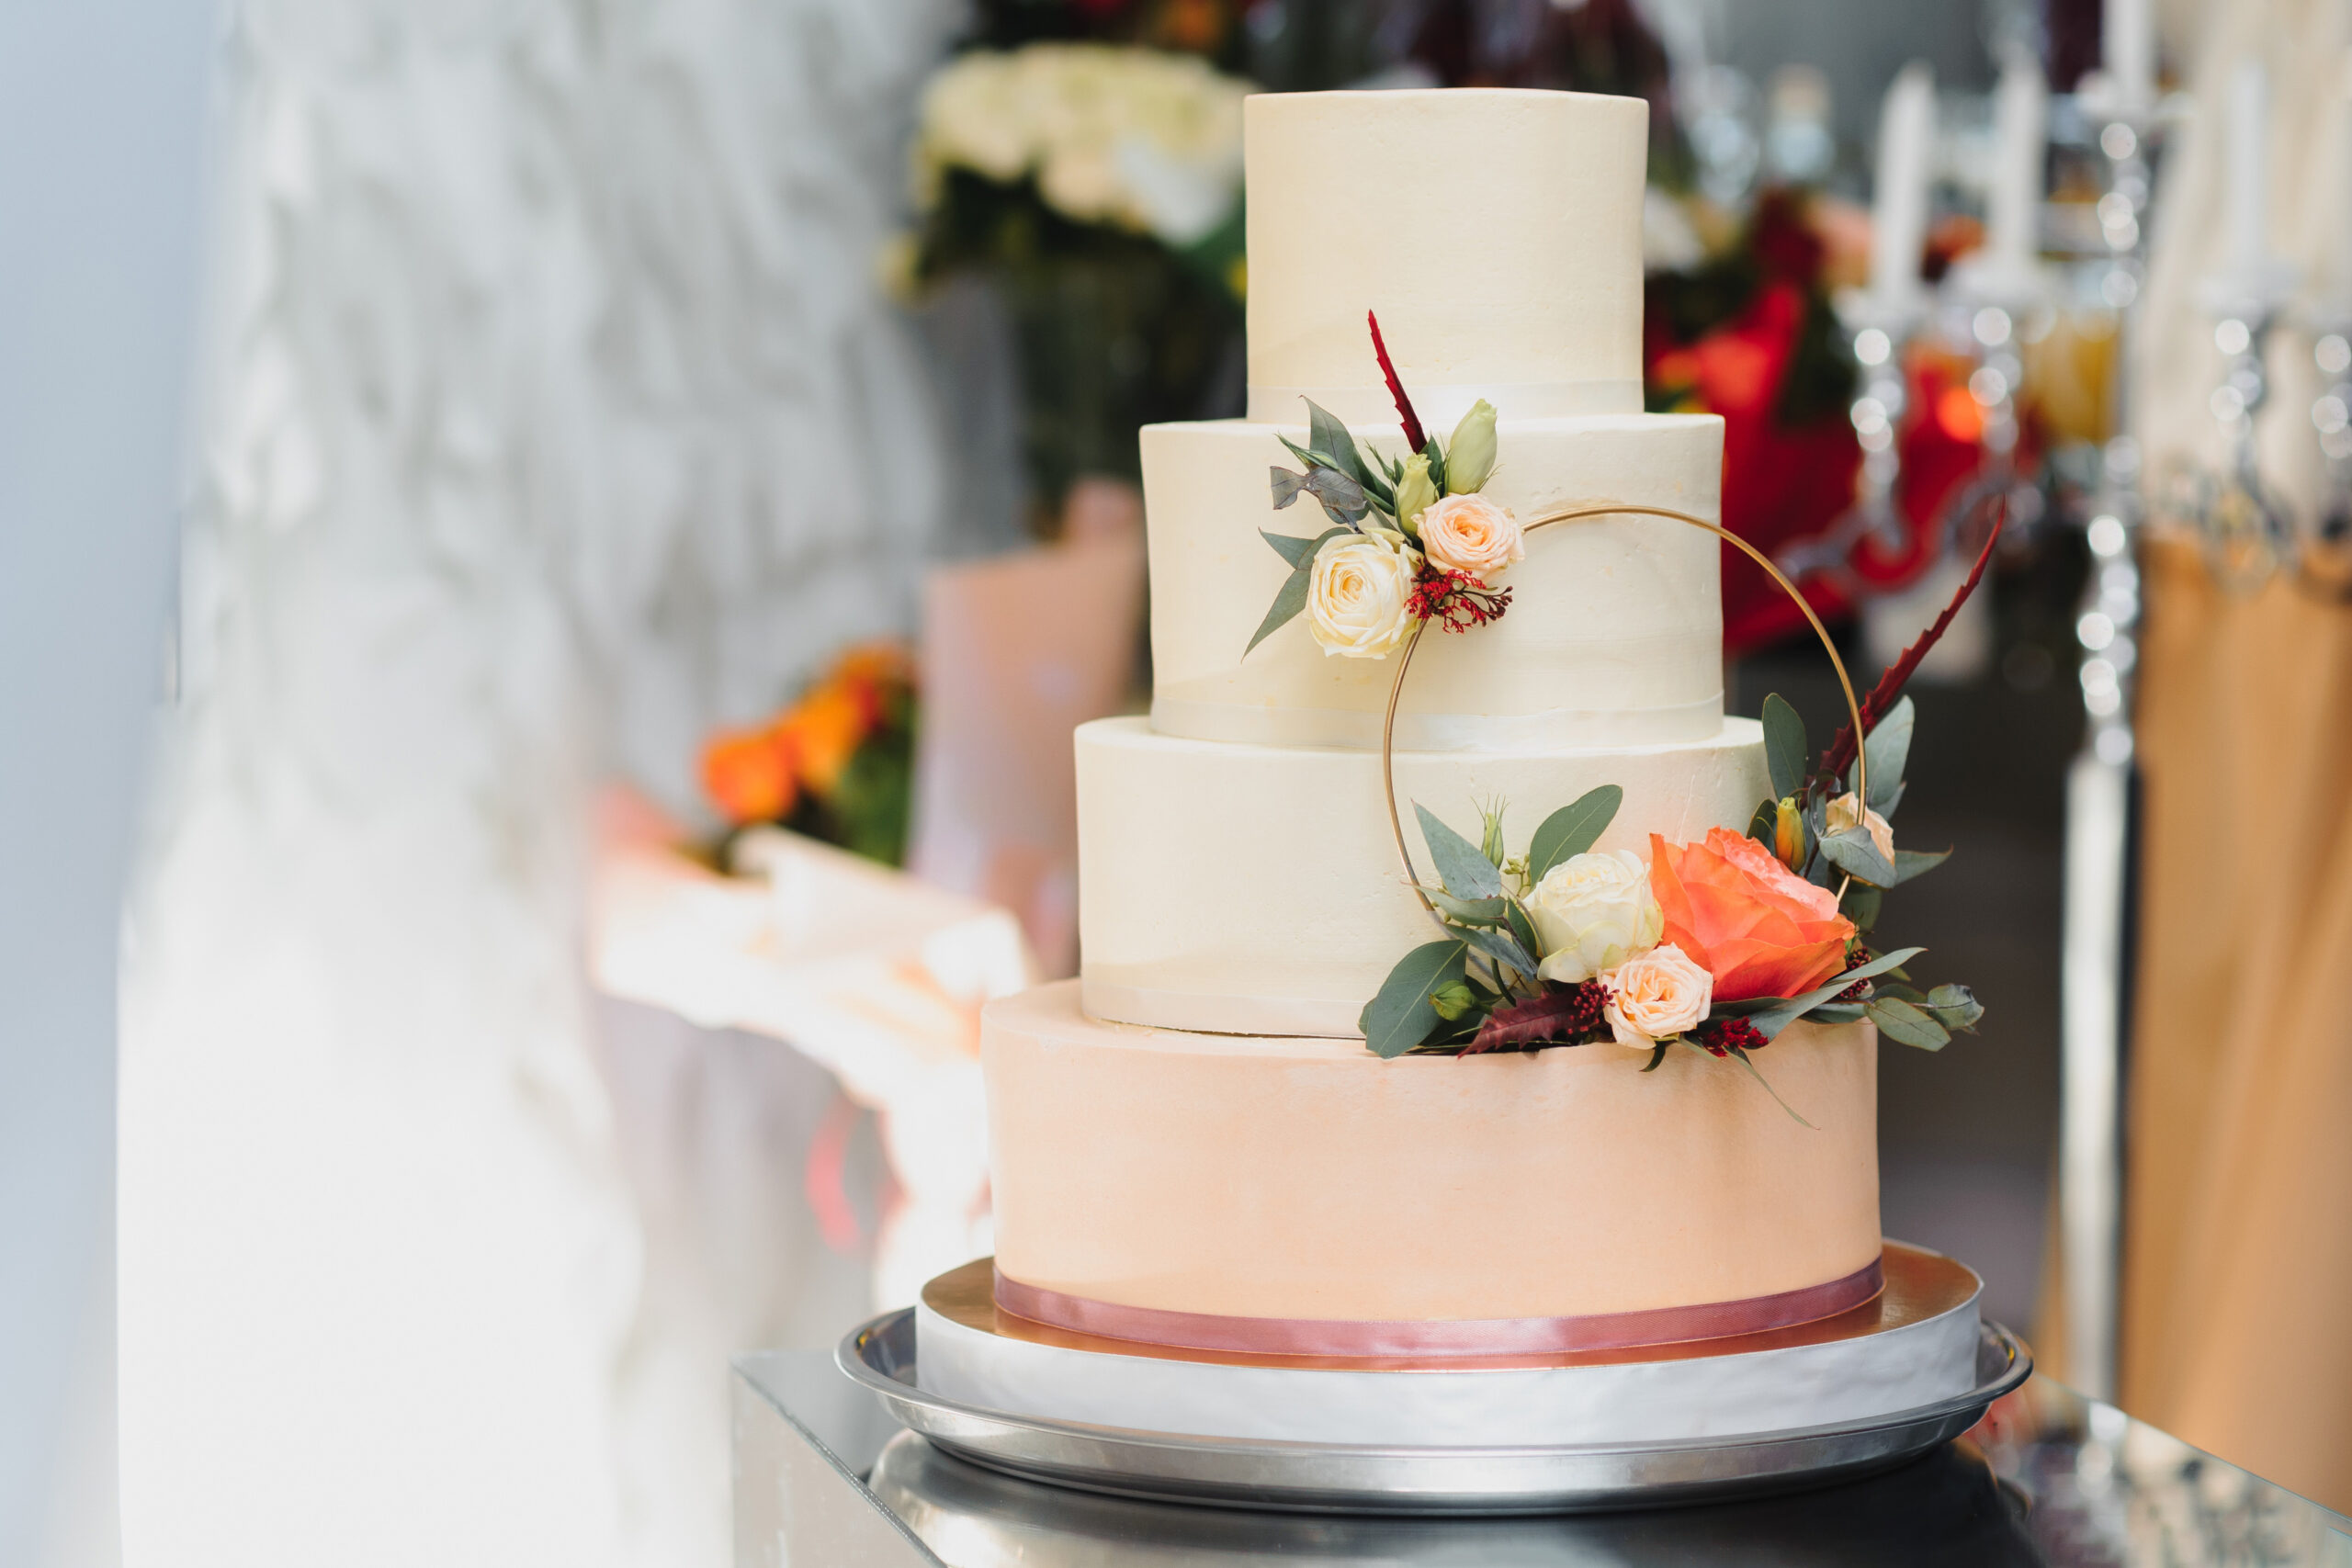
xmin=698 ymin=640 xmax=916 ymax=836
xmin=1648 ymin=829 xmax=1855 ymax=1002
xmin=702 ymin=727 xmax=797 ymax=827
xmin=777 ymin=682 xmax=870 ymax=795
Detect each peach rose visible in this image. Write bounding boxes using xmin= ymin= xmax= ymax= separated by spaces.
xmin=1601 ymin=942 xmax=1713 ymax=1047
xmin=1824 ymin=791 xmax=1894 ymax=865
xmin=1649 ymin=828 xmax=1856 ymax=1002
xmin=1415 ymin=493 xmax=1524 ymax=580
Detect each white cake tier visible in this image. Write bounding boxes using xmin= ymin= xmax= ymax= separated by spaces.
xmin=1143 ymin=413 xmax=1725 ymax=752
xmin=1076 ymin=715 xmax=1770 ymax=1038
xmin=1244 ymin=89 xmax=1647 ymax=427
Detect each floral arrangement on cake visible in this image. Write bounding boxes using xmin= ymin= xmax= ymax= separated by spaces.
xmin=1360 ymin=534 xmax=1997 ymax=1120
xmin=899 ymin=41 xmax=1250 ymax=521
xmin=700 ymin=643 xmax=918 ymax=867
xmin=1250 ymin=313 xmax=1522 ymax=659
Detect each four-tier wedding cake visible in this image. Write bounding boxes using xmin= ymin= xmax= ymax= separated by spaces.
xmin=921 ymin=87 xmax=1983 ymax=1445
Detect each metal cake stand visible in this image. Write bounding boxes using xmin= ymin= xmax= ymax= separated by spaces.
xmin=836 ymin=1305 xmax=2031 ymax=1515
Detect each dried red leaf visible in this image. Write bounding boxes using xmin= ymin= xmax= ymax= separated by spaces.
xmin=1463 ymin=982 xmax=1608 ymax=1055
xmin=1367 ymin=310 xmax=1428 ymax=453
xmin=1820 ymin=503 xmax=2006 ymax=782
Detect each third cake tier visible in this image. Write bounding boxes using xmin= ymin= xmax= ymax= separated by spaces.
xmin=1077 ymin=715 xmax=1769 ymax=1036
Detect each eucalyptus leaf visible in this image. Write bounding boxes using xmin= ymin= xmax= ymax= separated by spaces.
xmin=1641 ymin=1043 xmax=1669 ymax=1073
xmin=1747 ymin=799 xmax=1778 ymax=847
xmin=1416 ymin=803 xmax=1505 ymax=900
xmin=1808 ymin=1002 xmax=1870 ymax=1024
xmin=1426 ymin=889 xmax=1509 ymax=926
xmin=1850 ymin=696 xmax=1914 ymax=815
xmin=1820 ymin=826 xmax=1897 ymax=888
xmin=1297 ymin=466 xmax=1368 ymax=524
xmin=1726 ymin=1046 xmax=1816 ymax=1128
xmin=1892 ymin=847 xmax=1951 ymax=886
xmin=1839 ymin=881 xmax=1883 ymax=933
xmin=1525 ymin=786 xmax=1624 ymax=883
xmin=1925 ymin=982 xmax=1984 ymax=1032
xmin=1865 ymin=995 xmax=1951 ymax=1051
xmin=1244 ymin=562 xmax=1313 ymax=657
xmin=1504 ymin=897 xmax=1543 ymax=964
xmin=1761 ymin=694 xmax=1808 ymax=802
xmin=1305 ymin=399 xmax=1368 ymax=484
xmin=1458 ymin=923 xmax=1540 ymax=981
xmin=1359 ymin=939 xmax=1469 ymax=1059
xmin=1742 ymin=946 xmax=1925 ymax=1041
xmin=1270 ymin=467 xmax=1308 ymax=510
xmin=1260 ymin=525 xmax=1348 ymax=570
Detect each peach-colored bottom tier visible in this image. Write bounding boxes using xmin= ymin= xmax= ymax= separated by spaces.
xmin=984 ymin=980 xmax=1881 ymax=1327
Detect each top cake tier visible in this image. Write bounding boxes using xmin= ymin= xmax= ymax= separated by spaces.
xmin=1244 ymin=89 xmax=1646 ymax=426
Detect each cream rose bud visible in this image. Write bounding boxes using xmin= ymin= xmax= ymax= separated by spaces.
xmin=1392 ymin=454 xmax=1438 ymax=532
xmin=1306 ymin=531 xmax=1419 ymax=659
xmin=1825 ymin=791 xmax=1895 ymax=863
xmin=1602 ymin=942 xmax=1713 ymax=1048
xmin=1415 ymin=493 xmax=1524 ymax=581
xmin=1445 ymin=399 xmax=1498 ymax=493
xmin=1527 ymin=850 xmax=1665 ymax=984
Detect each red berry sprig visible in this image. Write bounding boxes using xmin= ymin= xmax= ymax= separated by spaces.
xmin=1408 ymin=567 xmax=1513 ymax=633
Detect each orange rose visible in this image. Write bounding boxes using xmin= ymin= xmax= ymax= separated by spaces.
xmin=702 ymin=727 xmax=797 ymax=826
xmin=1648 ymin=828 xmax=1855 ymax=1002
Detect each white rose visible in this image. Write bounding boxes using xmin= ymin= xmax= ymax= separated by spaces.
xmin=1825 ymin=791 xmax=1895 ymax=863
xmin=1601 ymin=943 xmax=1714 ymax=1048
xmin=1527 ymin=850 xmax=1664 ymax=983
xmin=1416 ymin=493 xmax=1524 ymax=580
xmin=1306 ymin=532 xmax=1419 ymax=659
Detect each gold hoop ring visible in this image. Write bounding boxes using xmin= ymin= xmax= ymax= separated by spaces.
xmin=1382 ymin=503 xmax=1866 ymax=918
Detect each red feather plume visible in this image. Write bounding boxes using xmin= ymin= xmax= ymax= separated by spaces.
xmin=1368 ymin=310 xmax=1427 ymax=452
xmin=1819 ymin=504 xmax=2007 ymax=781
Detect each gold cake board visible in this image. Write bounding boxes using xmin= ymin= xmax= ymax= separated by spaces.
xmin=925 ymin=1241 xmax=1977 ymax=1373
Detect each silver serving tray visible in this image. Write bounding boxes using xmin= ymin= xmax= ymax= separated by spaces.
xmin=835 ymin=1307 xmax=2032 ymax=1516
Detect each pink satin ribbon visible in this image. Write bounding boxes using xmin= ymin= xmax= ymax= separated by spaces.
xmin=993 ymin=1258 xmax=1884 ymax=1359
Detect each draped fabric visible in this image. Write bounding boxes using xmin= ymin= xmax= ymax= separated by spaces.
xmin=2120 ymin=539 xmax=2352 ymax=1514
xmin=119 ymin=2 xmax=953 ymax=1562
xmin=2090 ymin=0 xmax=2352 ymax=1516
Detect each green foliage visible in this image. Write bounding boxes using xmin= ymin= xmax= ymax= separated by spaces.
xmin=1891 ymin=848 xmax=1951 ymax=885
xmin=1415 ymin=804 xmax=1504 ymax=900
xmin=1360 ymin=939 xmax=1470 ymax=1058
xmin=1525 ymin=786 xmax=1624 ymax=885
xmin=1736 ymin=946 xmax=1924 ymax=1041
xmin=1854 ymin=696 xmax=1914 ymax=815
xmin=1819 ymin=826 xmax=1897 ymax=888
xmin=1865 ymin=995 xmax=1949 ymax=1050
xmin=1245 ymin=561 xmax=1315 ymax=656
xmin=1761 ymin=694 xmax=1809 ymax=802
xmin=1457 ymin=922 xmax=1539 ymax=983
xmin=1258 ymin=525 xmax=1348 ymax=570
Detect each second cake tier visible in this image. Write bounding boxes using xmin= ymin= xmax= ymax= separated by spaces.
xmin=1076 ymin=715 xmax=1770 ymax=1038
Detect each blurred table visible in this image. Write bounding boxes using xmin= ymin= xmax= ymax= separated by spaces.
xmin=732 ymin=1349 xmax=2352 ymax=1566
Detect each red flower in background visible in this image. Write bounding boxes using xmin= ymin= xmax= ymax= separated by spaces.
xmin=1644 ymin=189 xmax=2021 ymax=657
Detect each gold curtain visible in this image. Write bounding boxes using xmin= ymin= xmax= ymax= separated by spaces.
xmin=2118 ymin=535 xmax=2352 ymax=1512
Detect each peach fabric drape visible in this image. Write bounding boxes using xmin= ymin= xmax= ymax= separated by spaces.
xmin=2120 ymin=536 xmax=2352 ymax=1513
